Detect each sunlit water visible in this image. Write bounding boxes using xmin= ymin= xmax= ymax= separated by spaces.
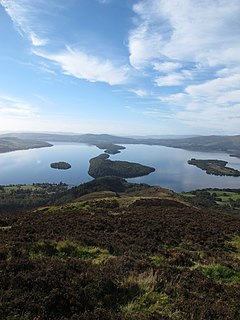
xmin=0 ymin=142 xmax=240 ymax=192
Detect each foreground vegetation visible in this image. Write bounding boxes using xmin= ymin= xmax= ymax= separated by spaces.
xmin=188 ymin=158 xmax=240 ymax=176
xmin=0 ymin=177 xmax=240 ymax=319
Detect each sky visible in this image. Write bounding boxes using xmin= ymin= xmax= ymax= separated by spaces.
xmin=0 ymin=0 xmax=239 ymax=136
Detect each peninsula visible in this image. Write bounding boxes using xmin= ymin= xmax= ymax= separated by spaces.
xmin=50 ymin=162 xmax=71 ymax=170
xmin=95 ymin=143 xmax=126 ymax=155
xmin=88 ymin=154 xmax=155 ymax=178
xmin=188 ymin=158 xmax=240 ymax=176
xmin=0 ymin=137 xmax=52 ymax=153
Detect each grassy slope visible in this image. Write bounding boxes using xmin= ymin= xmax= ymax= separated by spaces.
xmin=1 ymin=185 xmax=240 ymax=320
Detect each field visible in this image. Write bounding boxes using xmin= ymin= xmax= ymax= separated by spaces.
xmin=182 ymin=189 xmax=240 ymax=217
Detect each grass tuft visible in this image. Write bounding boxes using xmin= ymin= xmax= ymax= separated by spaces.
xmin=120 ymin=270 xmax=180 ymax=318
xmin=29 ymin=240 xmax=113 ymax=264
xmin=201 ymin=263 xmax=240 ymax=285
xmin=226 ymin=235 xmax=240 ymax=260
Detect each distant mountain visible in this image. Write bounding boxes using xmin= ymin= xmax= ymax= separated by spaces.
xmin=148 ymin=135 xmax=240 ymax=153
xmin=1 ymin=132 xmax=240 ymax=154
xmin=129 ymin=134 xmax=199 ymax=139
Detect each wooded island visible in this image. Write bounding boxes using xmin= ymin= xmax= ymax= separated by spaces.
xmin=188 ymin=158 xmax=240 ymax=176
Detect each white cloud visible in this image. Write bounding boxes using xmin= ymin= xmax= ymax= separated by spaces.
xmin=130 ymin=89 xmax=149 ymax=97
xmin=33 ymin=46 xmax=128 ymax=85
xmin=159 ymin=93 xmax=187 ymax=103
xmin=153 ymin=62 xmax=182 ymax=73
xmin=128 ymin=0 xmax=240 ymax=132
xmin=155 ymin=73 xmax=186 ymax=86
xmin=129 ymin=0 xmax=240 ymax=68
xmin=175 ymin=104 xmax=240 ymax=133
xmin=185 ymin=73 xmax=240 ymax=100
xmin=154 ymin=70 xmax=240 ymax=132
xmin=0 ymin=0 xmax=48 ymax=46
xmin=97 ymin=0 xmax=111 ymax=4
xmin=29 ymin=32 xmax=48 ymax=47
xmin=0 ymin=95 xmax=38 ymax=117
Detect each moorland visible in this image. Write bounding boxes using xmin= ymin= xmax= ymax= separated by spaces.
xmin=0 ymin=177 xmax=240 ymax=319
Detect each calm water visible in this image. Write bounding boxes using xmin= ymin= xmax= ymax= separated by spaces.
xmin=0 ymin=142 xmax=240 ymax=192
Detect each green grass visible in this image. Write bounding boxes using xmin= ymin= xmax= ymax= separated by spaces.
xmin=150 ymin=255 xmax=166 ymax=267
xmin=181 ymin=193 xmax=195 ymax=198
xmin=36 ymin=202 xmax=90 ymax=213
xmin=201 ymin=263 xmax=240 ymax=285
xmin=226 ymin=235 xmax=240 ymax=260
xmin=208 ymin=191 xmax=240 ymax=202
xmin=120 ymin=270 xmax=180 ymax=318
xmin=3 ymin=185 xmax=38 ymax=192
xmin=30 ymin=240 xmax=113 ymax=264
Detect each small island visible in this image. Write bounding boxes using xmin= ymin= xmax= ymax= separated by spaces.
xmin=50 ymin=162 xmax=71 ymax=170
xmin=88 ymin=154 xmax=155 ymax=178
xmin=188 ymin=158 xmax=240 ymax=176
xmin=95 ymin=143 xmax=126 ymax=155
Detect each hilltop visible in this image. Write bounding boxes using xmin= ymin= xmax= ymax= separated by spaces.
xmin=1 ymin=177 xmax=240 ymax=319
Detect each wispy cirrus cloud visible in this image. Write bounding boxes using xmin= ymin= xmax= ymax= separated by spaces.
xmin=0 ymin=95 xmax=38 ymax=117
xmin=156 ymin=69 xmax=240 ymax=132
xmin=0 ymin=0 xmax=49 ymax=46
xmin=33 ymin=46 xmax=128 ymax=85
xmin=97 ymin=0 xmax=111 ymax=4
xmin=0 ymin=0 xmax=130 ymax=85
xmin=130 ymin=89 xmax=149 ymax=97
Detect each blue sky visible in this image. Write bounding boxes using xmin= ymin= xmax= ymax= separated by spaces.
xmin=0 ymin=0 xmax=239 ymax=135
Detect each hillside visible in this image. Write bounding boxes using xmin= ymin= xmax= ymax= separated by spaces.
xmin=0 ymin=137 xmax=52 ymax=153
xmin=1 ymin=178 xmax=240 ymax=319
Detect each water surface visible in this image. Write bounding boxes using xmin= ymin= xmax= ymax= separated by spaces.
xmin=0 ymin=142 xmax=240 ymax=192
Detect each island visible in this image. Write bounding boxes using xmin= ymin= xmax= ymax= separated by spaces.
xmin=0 ymin=137 xmax=52 ymax=153
xmin=88 ymin=154 xmax=155 ymax=178
xmin=188 ymin=158 xmax=240 ymax=176
xmin=50 ymin=162 xmax=71 ymax=170
xmin=95 ymin=143 xmax=126 ymax=155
